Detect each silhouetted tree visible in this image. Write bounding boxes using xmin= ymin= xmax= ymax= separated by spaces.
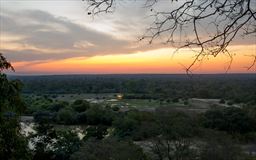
xmin=150 ymin=111 xmax=199 ymax=160
xmin=0 ymin=53 xmax=31 ymax=159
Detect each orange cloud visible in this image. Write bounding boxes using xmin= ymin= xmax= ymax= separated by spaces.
xmin=11 ymin=45 xmax=256 ymax=74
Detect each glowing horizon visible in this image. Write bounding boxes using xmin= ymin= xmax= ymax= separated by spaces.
xmin=10 ymin=45 xmax=256 ymax=74
xmin=1 ymin=1 xmax=255 ymax=74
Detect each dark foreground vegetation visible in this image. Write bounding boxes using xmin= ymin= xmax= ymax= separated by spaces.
xmin=4 ymin=97 xmax=256 ymax=160
xmin=2 ymin=58 xmax=256 ymax=159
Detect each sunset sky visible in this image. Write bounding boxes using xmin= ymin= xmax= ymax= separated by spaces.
xmin=1 ymin=0 xmax=255 ymax=74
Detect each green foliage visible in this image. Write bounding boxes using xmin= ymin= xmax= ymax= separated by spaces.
xmin=0 ymin=53 xmax=14 ymax=71
xmin=85 ymin=105 xmax=114 ymax=125
xmin=150 ymin=111 xmax=199 ymax=160
xmin=24 ymin=96 xmax=55 ymax=114
xmin=151 ymin=138 xmax=198 ymax=160
xmin=52 ymin=130 xmax=81 ymax=160
xmin=84 ymin=125 xmax=108 ymax=140
xmin=156 ymin=111 xmax=198 ymax=139
xmin=0 ymin=54 xmax=31 ymax=159
xmin=50 ymin=101 xmax=68 ymax=112
xmin=0 ymin=74 xmax=25 ymax=113
xmin=70 ymin=138 xmax=148 ymax=160
xmin=15 ymin=74 xmax=256 ymax=105
xmin=113 ymin=110 xmax=158 ymax=140
xmin=202 ymin=107 xmax=256 ymax=134
xmin=200 ymin=131 xmax=246 ymax=160
xmin=71 ymin=100 xmax=90 ymax=112
xmin=0 ymin=117 xmax=31 ymax=159
xmin=31 ymin=123 xmax=57 ymax=160
xmin=113 ymin=115 xmax=139 ymax=138
xmin=132 ymin=121 xmax=159 ymax=141
xmin=57 ymin=107 xmax=75 ymax=124
xmin=31 ymin=122 xmax=81 ymax=160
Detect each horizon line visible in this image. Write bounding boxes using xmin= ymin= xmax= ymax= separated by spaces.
xmin=7 ymin=72 xmax=256 ymax=76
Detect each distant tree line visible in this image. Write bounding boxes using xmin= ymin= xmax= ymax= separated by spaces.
xmin=12 ymin=74 xmax=256 ymax=105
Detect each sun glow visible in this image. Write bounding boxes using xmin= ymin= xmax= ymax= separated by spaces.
xmin=11 ymin=45 xmax=256 ymax=74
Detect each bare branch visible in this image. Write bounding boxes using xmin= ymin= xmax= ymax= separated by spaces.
xmin=84 ymin=0 xmax=256 ymax=73
xmin=85 ymin=0 xmax=115 ymax=15
xmin=245 ymin=55 xmax=256 ymax=70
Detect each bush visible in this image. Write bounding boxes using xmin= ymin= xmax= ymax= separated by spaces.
xmin=71 ymin=100 xmax=90 ymax=112
xmin=200 ymin=132 xmax=246 ymax=160
xmin=70 ymin=139 xmax=148 ymax=160
xmin=86 ymin=105 xmax=114 ymax=126
xmin=49 ymin=101 xmax=68 ymax=112
xmin=202 ymin=107 xmax=256 ymax=134
xmin=84 ymin=125 xmax=108 ymax=140
xmin=57 ymin=108 xmax=75 ymax=124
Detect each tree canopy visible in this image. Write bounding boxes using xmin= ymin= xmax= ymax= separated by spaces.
xmin=0 ymin=53 xmax=31 ymax=159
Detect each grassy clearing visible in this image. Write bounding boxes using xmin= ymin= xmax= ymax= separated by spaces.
xmin=25 ymin=93 xmax=236 ymax=113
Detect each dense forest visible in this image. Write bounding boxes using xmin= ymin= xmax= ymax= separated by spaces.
xmin=10 ymin=74 xmax=256 ymax=104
